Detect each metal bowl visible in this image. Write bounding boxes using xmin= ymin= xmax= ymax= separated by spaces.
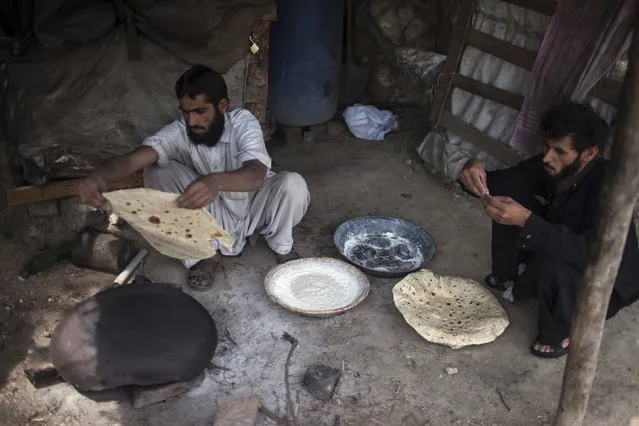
xmin=334 ymin=216 xmax=436 ymax=278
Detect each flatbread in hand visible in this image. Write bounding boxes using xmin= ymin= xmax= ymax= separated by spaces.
xmin=392 ymin=269 xmax=509 ymax=349
xmin=103 ymin=188 xmax=232 ymax=260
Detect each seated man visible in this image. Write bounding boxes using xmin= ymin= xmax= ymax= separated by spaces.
xmin=79 ymin=64 xmax=310 ymax=291
xmin=458 ymin=101 xmax=639 ymax=358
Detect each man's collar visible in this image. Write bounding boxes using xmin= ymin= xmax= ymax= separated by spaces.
xmin=555 ymin=156 xmax=601 ymax=192
xmin=218 ymin=112 xmax=231 ymax=144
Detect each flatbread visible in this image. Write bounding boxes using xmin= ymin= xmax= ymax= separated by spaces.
xmin=103 ymin=188 xmax=232 ymax=260
xmin=392 ymin=269 xmax=509 ymax=349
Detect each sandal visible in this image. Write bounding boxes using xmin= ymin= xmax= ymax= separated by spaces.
xmin=187 ymin=253 xmax=222 ymax=291
xmin=530 ymin=337 xmax=570 ymax=359
xmin=485 ymin=274 xmax=509 ymax=292
xmin=274 ymin=248 xmax=300 ymax=264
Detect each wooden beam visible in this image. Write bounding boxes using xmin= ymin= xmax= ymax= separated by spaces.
xmin=466 ymin=28 xmax=537 ymax=70
xmin=554 ymin=12 xmax=639 ymax=426
xmin=501 ymin=0 xmax=557 ymax=16
xmin=466 ymin=29 xmax=621 ymax=106
xmin=5 ymin=172 xmax=144 ymax=206
xmin=125 ymin=5 xmax=142 ymax=61
xmin=438 ymin=110 xmax=522 ymax=165
xmin=429 ymin=0 xmax=477 ymax=125
xmin=589 ymin=77 xmax=623 ymax=106
xmin=452 ymin=74 xmax=524 ymax=110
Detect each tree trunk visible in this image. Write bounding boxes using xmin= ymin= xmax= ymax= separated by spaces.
xmin=554 ymin=12 xmax=639 ymax=426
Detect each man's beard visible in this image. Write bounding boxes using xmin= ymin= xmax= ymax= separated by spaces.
xmin=544 ymin=155 xmax=582 ymax=181
xmin=187 ymin=111 xmax=225 ymax=147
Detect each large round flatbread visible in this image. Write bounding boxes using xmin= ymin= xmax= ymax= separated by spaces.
xmin=103 ymin=188 xmax=232 ymax=260
xmin=392 ymin=270 xmax=509 ymax=349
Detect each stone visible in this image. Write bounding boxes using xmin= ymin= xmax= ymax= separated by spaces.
xmin=303 ymin=364 xmax=341 ymax=401
xmin=27 ymin=201 xmax=59 ymax=217
xmin=370 ymin=0 xmax=405 ymax=47
xmin=393 ymin=48 xmax=446 ymax=87
xmin=356 ymin=0 xmax=441 ymax=106
xmin=140 ymin=247 xmax=188 ymax=288
xmin=59 ymin=198 xmax=107 ymax=232
xmin=445 ymin=367 xmax=459 ymax=375
xmin=404 ymin=18 xmax=429 ymax=47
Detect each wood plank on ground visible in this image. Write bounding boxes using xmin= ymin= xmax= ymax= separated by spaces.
xmin=213 ymin=397 xmax=259 ymax=426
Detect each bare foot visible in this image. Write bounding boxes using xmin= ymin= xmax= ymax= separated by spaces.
xmin=187 ymin=252 xmax=223 ymax=291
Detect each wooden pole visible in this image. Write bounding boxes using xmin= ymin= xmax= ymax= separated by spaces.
xmin=554 ymin=14 xmax=639 ymax=426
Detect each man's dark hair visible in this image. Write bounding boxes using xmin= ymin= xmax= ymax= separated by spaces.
xmin=174 ymin=64 xmax=228 ymax=105
xmin=540 ymin=101 xmax=609 ymax=153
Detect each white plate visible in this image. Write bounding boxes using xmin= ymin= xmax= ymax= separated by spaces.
xmin=265 ymin=257 xmax=370 ymax=317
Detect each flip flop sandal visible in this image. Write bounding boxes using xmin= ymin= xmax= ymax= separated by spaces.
xmin=485 ymin=274 xmax=509 ymax=291
xmin=530 ymin=338 xmax=570 ymax=359
xmin=187 ymin=256 xmax=221 ymax=292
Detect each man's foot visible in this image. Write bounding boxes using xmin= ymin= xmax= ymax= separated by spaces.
xmin=485 ymin=274 xmax=513 ymax=292
xmin=274 ymin=248 xmax=300 ymax=264
xmin=187 ymin=252 xmax=223 ymax=291
xmin=530 ymin=337 xmax=570 ymax=358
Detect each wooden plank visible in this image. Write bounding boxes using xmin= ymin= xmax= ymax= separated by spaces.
xmin=214 ymin=397 xmax=259 ymax=426
xmin=466 ymin=28 xmax=537 ymax=70
xmin=501 ymin=0 xmax=557 ymax=16
xmin=429 ymin=0 xmax=477 ymax=125
xmin=24 ymin=365 xmax=64 ymax=389
xmin=452 ymin=74 xmax=524 ymax=110
xmin=465 ymin=29 xmax=621 ymax=106
xmin=439 ymin=110 xmax=522 ymax=165
xmin=245 ymin=3 xmax=276 ymax=137
xmin=6 ymin=172 xmax=144 ymax=206
xmin=555 ymin=12 xmax=639 ymax=425
xmin=589 ymin=77 xmax=623 ymax=106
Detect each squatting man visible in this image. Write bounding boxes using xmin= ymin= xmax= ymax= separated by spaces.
xmin=79 ymin=64 xmax=310 ymax=291
xmin=458 ymin=101 xmax=639 ymax=358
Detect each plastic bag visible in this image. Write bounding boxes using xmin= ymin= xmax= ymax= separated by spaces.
xmin=342 ymin=104 xmax=398 ymax=141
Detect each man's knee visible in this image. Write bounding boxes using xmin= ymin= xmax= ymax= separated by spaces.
xmin=535 ymin=259 xmax=580 ymax=294
xmin=274 ymin=172 xmax=309 ymax=203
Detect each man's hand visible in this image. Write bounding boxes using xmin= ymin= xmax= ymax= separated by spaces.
xmin=78 ymin=174 xmax=109 ymax=209
xmin=483 ymin=196 xmax=531 ymax=227
xmin=176 ymin=174 xmax=219 ymax=209
xmin=459 ymin=159 xmax=489 ymax=197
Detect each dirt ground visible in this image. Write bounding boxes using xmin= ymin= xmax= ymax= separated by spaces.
xmin=0 ymin=113 xmax=638 ymax=426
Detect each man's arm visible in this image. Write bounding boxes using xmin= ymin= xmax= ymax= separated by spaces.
xmin=458 ymin=154 xmax=546 ymax=198
xmin=78 ymin=146 xmax=158 ymax=208
xmin=93 ymin=147 xmax=159 ymax=182
xmin=175 ymin=159 xmax=266 ymax=209
xmin=209 ymin=159 xmax=267 ymax=192
xmin=484 ymin=195 xmax=590 ymax=270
